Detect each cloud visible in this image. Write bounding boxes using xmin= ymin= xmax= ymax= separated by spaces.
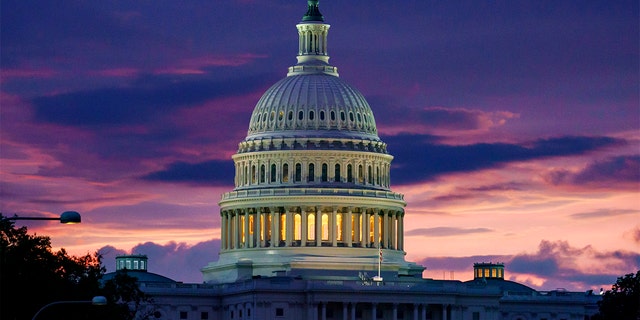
xmin=544 ymin=155 xmax=640 ymax=189
xmin=387 ymin=134 xmax=625 ymax=185
xmin=31 ymin=73 xmax=275 ymax=127
xmin=570 ymin=208 xmax=639 ymax=219
xmin=405 ymin=227 xmax=493 ymax=237
xmin=416 ymin=240 xmax=640 ymax=290
xmin=99 ymin=239 xmax=220 ymax=283
xmin=142 ymin=160 xmax=235 ymax=186
xmin=377 ymin=106 xmax=519 ymax=136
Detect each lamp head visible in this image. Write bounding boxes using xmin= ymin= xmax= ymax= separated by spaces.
xmin=60 ymin=211 xmax=81 ymax=224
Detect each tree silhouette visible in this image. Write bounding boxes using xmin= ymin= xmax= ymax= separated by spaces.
xmin=594 ymin=270 xmax=640 ymax=320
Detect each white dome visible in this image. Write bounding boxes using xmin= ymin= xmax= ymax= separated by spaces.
xmin=245 ymin=74 xmax=380 ymax=142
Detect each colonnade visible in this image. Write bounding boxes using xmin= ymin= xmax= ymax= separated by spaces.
xmin=308 ymin=302 xmax=455 ymax=320
xmin=220 ymin=206 xmax=404 ymax=252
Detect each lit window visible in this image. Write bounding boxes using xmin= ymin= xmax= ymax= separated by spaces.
xmin=321 ymin=213 xmax=329 ymax=240
xmin=308 ymin=213 xmax=315 ymax=241
xmin=294 ymin=214 xmax=301 ymax=240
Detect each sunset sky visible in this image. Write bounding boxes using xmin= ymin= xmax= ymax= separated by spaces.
xmin=1 ymin=0 xmax=638 ymax=291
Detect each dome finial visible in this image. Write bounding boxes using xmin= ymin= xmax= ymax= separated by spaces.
xmin=302 ymin=0 xmax=324 ymax=22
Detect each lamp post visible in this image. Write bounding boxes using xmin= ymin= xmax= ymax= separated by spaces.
xmin=31 ymin=296 xmax=107 ymax=320
xmin=7 ymin=211 xmax=81 ymax=224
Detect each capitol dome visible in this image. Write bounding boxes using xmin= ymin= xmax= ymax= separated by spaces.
xmin=202 ymin=0 xmax=424 ymax=284
xmin=245 ymin=74 xmax=380 ymax=142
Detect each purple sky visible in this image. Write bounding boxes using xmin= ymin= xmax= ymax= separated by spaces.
xmin=1 ymin=0 xmax=638 ymax=290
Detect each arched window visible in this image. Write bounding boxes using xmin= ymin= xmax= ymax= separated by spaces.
xmin=320 ymin=110 xmax=325 ymax=121
xmin=308 ymin=163 xmax=315 ymax=182
xmin=334 ymin=164 xmax=341 ymax=182
xmin=369 ymin=215 xmax=375 ymax=244
xmin=347 ymin=164 xmax=353 ymax=183
xmin=295 ymin=163 xmax=302 ymax=182
xmin=280 ymin=213 xmax=286 ymax=244
xmin=330 ymin=110 xmax=336 ymax=121
xmin=309 ymin=110 xmax=315 ymax=120
xmin=244 ymin=166 xmax=248 ymax=185
xmin=376 ymin=167 xmax=380 ymax=185
xmin=251 ymin=165 xmax=256 ymax=184
xmin=283 ymin=164 xmax=289 ymax=182
xmin=368 ymin=166 xmax=372 ymax=184
xmin=307 ymin=213 xmax=315 ymax=241
xmin=260 ymin=165 xmax=265 ymax=183
xmin=321 ymin=163 xmax=328 ymax=182
xmin=358 ymin=165 xmax=364 ymax=184
xmin=270 ymin=164 xmax=277 ymax=182
xmin=298 ymin=110 xmax=304 ymax=120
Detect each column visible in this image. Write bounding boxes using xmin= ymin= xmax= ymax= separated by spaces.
xmin=350 ymin=303 xmax=356 ymax=320
xmin=331 ymin=207 xmax=338 ymax=247
xmin=301 ymin=209 xmax=307 ymax=246
xmin=232 ymin=211 xmax=239 ymax=249
xmin=345 ymin=208 xmax=353 ymax=247
xmin=220 ymin=212 xmax=227 ymax=250
xmin=342 ymin=303 xmax=348 ymax=320
xmin=398 ymin=212 xmax=404 ymax=251
xmin=391 ymin=212 xmax=398 ymax=250
xmin=320 ymin=302 xmax=326 ymax=320
xmin=392 ymin=303 xmax=398 ymax=320
xmin=413 ymin=304 xmax=418 ymax=320
xmin=421 ymin=304 xmax=426 ymax=320
xmin=286 ymin=208 xmax=293 ymax=246
xmin=353 ymin=209 xmax=360 ymax=246
xmin=442 ymin=305 xmax=448 ymax=320
xmin=259 ymin=210 xmax=267 ymax=247
xmin=362 ymin=208 xmax=369 ymax=247
xmin=370 ymin=303 xmax=377 ymax=320
xmin=271 ymin=207 xmax=279 ymax=247
xmin=253 ymin=210 xmax=260 ymax=248
xmin=315 ymin=206 xmax=322 ymax=246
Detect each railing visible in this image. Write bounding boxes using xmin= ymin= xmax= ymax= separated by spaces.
xmin=221 ymin=188 xmax=404 ymax=201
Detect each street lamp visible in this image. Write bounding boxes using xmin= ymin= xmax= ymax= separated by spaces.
xmin=7 ymin=211 xmax=81 ymax=224
xmin=31 ymin=296 xmax=107 ymax=320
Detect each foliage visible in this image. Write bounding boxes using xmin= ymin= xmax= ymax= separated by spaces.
xmin=594 ymin=270 xmax=640 ymax=320
xmin=0 ymin=214 xmax=155 ymax=320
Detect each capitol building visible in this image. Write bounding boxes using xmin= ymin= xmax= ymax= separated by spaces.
xmin=113 ymin=1 xmax=601 ymax=319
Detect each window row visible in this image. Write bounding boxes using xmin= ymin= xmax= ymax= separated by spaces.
xmin=235 ymin=161 xmax=391 ymax=188
xmin=249 ymin=108 xmax=374 ymax=131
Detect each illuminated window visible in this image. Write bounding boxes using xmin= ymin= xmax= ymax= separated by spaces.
xmin=321 ymin=213 xmax=329 ymax=240
xmin=240 ymin=215 xmax=245 ymax=243
xmin=369 ymin=215 xmax=374 ymax=244
xmin=294 ymin=214 xmax=301 ymax=240
xmin=280 ymin=213 xmax=286 ymax=243
xmin=336 ymin=213 xmax=343 ymax=241
xmin=491 ymin=268 xmax=497 ymax=277
xmin=378 ymin=215 xmax=383 ymax=244
xmin=308 ymin=213 xmax=315 ymax=241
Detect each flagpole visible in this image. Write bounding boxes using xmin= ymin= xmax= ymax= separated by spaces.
xmin=373 ymin=242 xmax=383 ymax=282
